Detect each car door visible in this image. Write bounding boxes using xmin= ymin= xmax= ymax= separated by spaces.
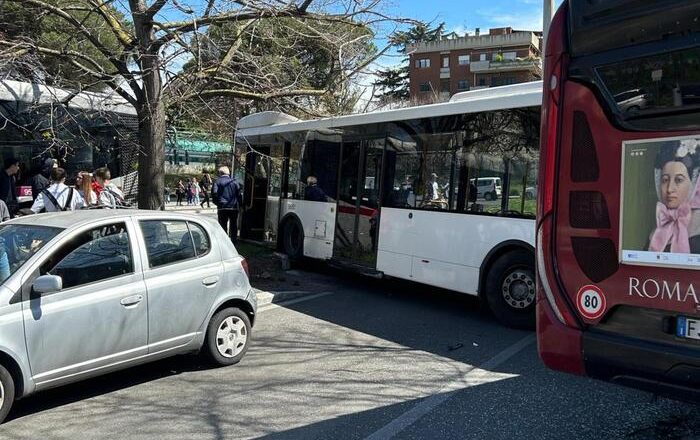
xmin=138 ymin=219 xmax=222 ymax=352
xmin=22 ymin=219 xmax=148 ymax=389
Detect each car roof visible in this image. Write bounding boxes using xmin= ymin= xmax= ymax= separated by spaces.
xmin=6 ymin=209 xmax=212 ymax=230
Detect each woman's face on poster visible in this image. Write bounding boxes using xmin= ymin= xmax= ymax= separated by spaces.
xmin=660 ymin=161 xmax=692 ymax=209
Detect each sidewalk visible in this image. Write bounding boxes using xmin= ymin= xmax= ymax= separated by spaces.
xmin=163 ymin=203 xmax=217 ymax=215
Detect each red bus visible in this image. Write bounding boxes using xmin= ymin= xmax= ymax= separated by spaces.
xmin=537 ymin=0 xmax=700 ymax=401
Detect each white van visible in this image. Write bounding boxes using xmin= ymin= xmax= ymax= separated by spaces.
xmin=471 ymin=177 xmax=502 ymax=201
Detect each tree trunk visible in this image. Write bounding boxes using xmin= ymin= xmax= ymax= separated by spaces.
xmin=132 ymin=5 xmax=165 ymax=210
xmin=137 ymin=98 xmax=165 ymax=210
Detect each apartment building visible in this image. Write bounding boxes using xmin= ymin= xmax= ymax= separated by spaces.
xmin=409 ymin=27 xmax=542 ymax=102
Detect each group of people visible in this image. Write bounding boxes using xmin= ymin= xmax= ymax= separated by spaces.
xmin=172 ymin=173 xmax=213 ymax=208
xmin=0 ymin=156 xmax=126 ymax=220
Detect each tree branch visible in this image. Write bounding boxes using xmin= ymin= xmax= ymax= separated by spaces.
xmin=144 ymin=0 xmax=168 ymax=19
xmin=88 ymin=0 xmax=135 ymax=48
xmin=181 ymin=87 xmax=327 ymax=102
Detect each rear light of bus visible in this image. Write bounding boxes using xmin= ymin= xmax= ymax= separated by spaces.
xmin=538 ymin=5 xmax=568 ymax=220
xmin=537 ymin=4 xmax=581 ymax=330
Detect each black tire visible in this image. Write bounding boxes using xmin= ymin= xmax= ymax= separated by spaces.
xmin=491 ymin=191 xmax=498 ymax=200
xmin=0 ymin=364 xmax=15 ymax=424
xmin=203 ymin=307 xmax=252 ymax=366
xmin=484 ymin=192 xmax=493 ymax=201
xmin=282 ymin=219 xmax=304 ymax=260
xmin=484 ymin=250 xmax=536 ymax=329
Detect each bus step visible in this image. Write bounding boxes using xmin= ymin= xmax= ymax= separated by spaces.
xmin=328 ymin=259 xmax=383 ymax=279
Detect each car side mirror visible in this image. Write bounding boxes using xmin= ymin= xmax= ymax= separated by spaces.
xmin=32 ymin=275 xmax=63 ymax=295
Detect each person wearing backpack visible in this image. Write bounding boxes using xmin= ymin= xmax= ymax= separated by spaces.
xmin=212 ymin=166 xmax=243 ymax=243
xmin=30 ymin=167 xmax=85 ymax=213
xmin=94 ymin=167 xmax=127 ymax=209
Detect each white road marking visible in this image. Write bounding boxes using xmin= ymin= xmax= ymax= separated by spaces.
xmin=258 ymin=291 xmax=335 ymax=312
xmin=363 ymin=333 xmax=536 ymax=440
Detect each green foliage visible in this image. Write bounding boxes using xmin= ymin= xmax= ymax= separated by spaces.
xmin=0 ymin=0 xmax=128 ymax=90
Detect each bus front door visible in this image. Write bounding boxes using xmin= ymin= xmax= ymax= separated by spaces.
xmin=334 ymin=138 xmax=384 ymax=267
xmin=241 ymin=146 xmax=270 ymax=242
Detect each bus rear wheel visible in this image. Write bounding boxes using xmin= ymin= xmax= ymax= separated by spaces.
xmin=282 ymin=219 xmax=304 ymax=260
xmin=484 ymin=250 xmax=535 ymax=329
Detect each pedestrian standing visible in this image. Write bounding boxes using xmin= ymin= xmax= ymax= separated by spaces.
xmin=31 ymin=167 xmax=85 ymax=213
xmin=192 ymin=177 xmax=201 ymax=206
xmin=0 ymin=157 xmax=20 ymax=217
xmin=30 ymin=157 xmax=55 ymax=201
xmin=200 ymin=172 xmax=212 ymax=208
xmin=176 ymin=180 xmax=185 ymax=206
xmin=75 ymin=171 xmax=97 ymax=207
xmin=186 ymin=179 xmax=194 ymax=205
xmin=212 ymin=166 xmax=242 ymax=243
xmin=94 ymin=167 xmax=126 ymax=208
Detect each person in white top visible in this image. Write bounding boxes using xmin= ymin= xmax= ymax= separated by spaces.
xmin=94 ymin=167 xmax=126 ymax=208
xmin=31 ymin=167 xmax=85 ymax=213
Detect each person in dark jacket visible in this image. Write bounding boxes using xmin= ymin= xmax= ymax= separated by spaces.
xmin=0 ymin=157 xmax=19 ymax=216
xmin=304 ymin=176 xmax=328 ymax=202
xmin=212 ymin=166 xmax=243 ymax=243
xmin=30 ymin=157 xmax=55 ymax=201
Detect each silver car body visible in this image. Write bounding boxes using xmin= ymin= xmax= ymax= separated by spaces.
xmin=0 ymin=210 xmax=256 ymax=398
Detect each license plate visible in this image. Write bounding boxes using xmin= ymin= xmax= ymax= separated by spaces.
xmin=676 ymin=316 xmax=700 ymax=340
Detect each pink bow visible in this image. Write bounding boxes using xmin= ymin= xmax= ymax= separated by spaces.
xmin=649 ymin=202 xmax=692 ymax=253
xmin=649 ymin=170 xmax=700 ymax=253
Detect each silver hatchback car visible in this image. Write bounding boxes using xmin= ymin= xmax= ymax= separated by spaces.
xmin=0 ymin=210 xmax=256 ymax=423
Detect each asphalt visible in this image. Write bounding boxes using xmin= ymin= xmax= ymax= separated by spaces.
xmin=1 ymin=268 xmax=698 ymax=439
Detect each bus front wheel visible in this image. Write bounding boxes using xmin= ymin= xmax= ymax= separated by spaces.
xmin=282 ymin=219 xmax=304 ymax=260
xmin=484 ymin=250 xmax=535 ymax=329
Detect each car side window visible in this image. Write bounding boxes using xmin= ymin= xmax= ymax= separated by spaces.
xmin=141 ymin=220 xmax=196 ymax=268
xmin=41 ymin=223 xmax=133 ymax=290
xmin=188 ymin=222 xmax=211 ymax=256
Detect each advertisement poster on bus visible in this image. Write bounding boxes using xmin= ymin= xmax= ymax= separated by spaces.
xmin=621 ymin=135 xmax=700 ymax=268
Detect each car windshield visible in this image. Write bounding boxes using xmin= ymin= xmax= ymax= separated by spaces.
xmin=0 ymin=224 xmax=63 ymax=284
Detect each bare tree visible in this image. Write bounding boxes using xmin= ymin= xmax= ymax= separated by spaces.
xmin=0 ymin=0 xmax=411 ymax=208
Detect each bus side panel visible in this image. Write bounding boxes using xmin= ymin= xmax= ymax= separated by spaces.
xmin=281 ymin=199 xmax=336 ymax=260
xmin=377 ymin=208 xmax=535 ymax=295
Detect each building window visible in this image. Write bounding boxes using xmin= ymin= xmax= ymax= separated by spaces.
xmin=440 ymin=79 xmax=450 ymax=93
xmin=458 ymin=80 xmax=470 ymax=91
xmin=442 ymin=57 xmax=449 ymax=68
xmin=479 ymin=78 xmax=486 ymax=86
xmin=419 ymin=82 xmax=432 ymax=92
xmin=458 ymin=55 xmax=470 ymax=65
xmin=503 ymin=52 xmax=517 ymax=61
xmin=480 ymin=53 xmax=487 ymax=62
xmin=415 ymin=58 xmax=431 ymax=69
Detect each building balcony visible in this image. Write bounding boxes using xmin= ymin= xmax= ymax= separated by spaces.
xmin=469 ymin=58 xmax=542 ymax=73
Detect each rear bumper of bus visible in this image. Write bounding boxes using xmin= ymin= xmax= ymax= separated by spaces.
xmin=538 ymin=293 xmax=700 ymax=402
xmin=583 ymin=330 xmax=700 ymax=403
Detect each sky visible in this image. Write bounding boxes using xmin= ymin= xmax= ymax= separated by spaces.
xmin=387 ymin=0 xmax=565 ymax=37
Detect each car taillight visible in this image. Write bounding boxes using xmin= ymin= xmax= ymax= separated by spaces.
xmin=241 ymin=258 xmax=250 ymax=277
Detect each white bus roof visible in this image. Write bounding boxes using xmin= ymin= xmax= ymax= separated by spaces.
xmin=0 ymin=79 xmax=137 ymax=116
xmin=236 ymin=81 xmax=543 ymax=138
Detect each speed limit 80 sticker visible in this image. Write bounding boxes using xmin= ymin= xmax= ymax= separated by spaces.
xmin=576 ymin=285 xmax=607 ymax=320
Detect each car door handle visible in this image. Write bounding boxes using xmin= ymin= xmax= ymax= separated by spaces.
xmin=202 ymin=276 xmax=220 ymax=287
xmin=120 ymin=294 xmax=144 ymax=307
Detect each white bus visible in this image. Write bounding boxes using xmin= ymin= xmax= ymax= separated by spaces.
xmin=235 ymin=82 xmax=542 ymax=328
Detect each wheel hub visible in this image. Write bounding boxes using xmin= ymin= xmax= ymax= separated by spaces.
xmin=216 ymin=316 xmax=247 ymax=358
xmin=502 ymin=270 xmax=535 ymax=309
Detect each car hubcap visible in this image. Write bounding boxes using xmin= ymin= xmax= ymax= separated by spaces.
xmin=216 ymin=316 xmax=247 ymax=358
xmin=0 ymin=379 xmax=4 ymax=409
xmin=502 ymin=270 xmax=535 ymax=309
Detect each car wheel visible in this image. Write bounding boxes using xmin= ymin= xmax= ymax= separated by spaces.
xmin=485 ymin=192 xmax=493 ymax=201
xmin=484 ymin=250 xmax=536 ymax=329
xmin=282 ymin=219 xmax=304 ymax=260
xmin=0 ymin=364 xmax=15 ymax=424
xmin=204 ymin=307 xmax=252 ymax=366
